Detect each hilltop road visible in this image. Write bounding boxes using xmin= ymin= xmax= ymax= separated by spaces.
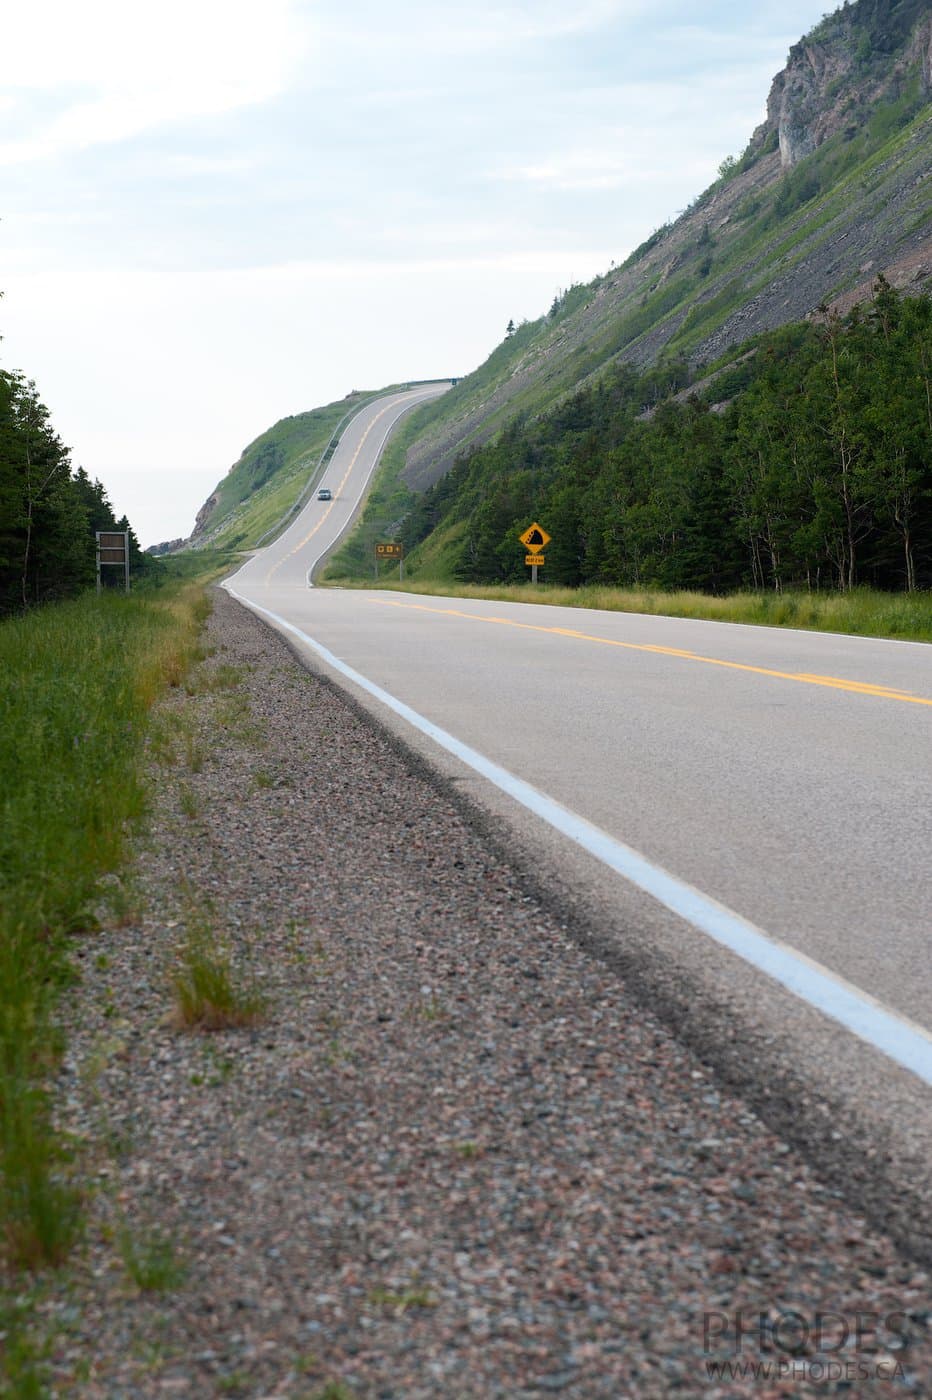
xmin=232 ymin=382 xmax=452 ymax=590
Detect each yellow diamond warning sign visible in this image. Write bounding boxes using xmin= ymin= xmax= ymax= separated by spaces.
xmin=519 ymin=522 xmax=550 ymax=552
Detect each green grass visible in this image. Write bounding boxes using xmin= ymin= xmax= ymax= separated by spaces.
xmin=0 ymin=575 xmax=216 ymax=1394
xmin=147 ymin=547 xmax=242 ymax=585
xmin=119 ymin=1224 xmax=187 ymax=1292
xmin=196 ymin=387 xmax=420 ymax=551
xmin=309 ymin=1384 xmax=356 ymax=1400
xmin=321 ymin=405 xmax=427 ymax=580
xmin=329 ymin=579 xmax=932 ymax=643
xmin=171 ymin=899 xmax=267 ymax=1032
xmin=0 ymin=1289 xmax=49 ymax=1398
xmin=367 ymin=1285 xmax=438 ymax=1314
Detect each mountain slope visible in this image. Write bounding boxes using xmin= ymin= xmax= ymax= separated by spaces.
xmin=183 ymin=0 xmax=930 ymax=562
xmin=184 ymin=391 xmax=381 ymax=551
xmin=401 ymin=0 xmax=931 ymax=492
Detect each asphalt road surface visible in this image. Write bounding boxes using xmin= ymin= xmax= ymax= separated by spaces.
xmin=232 ymin=383 xmax=452 ymax=591
xmin=226 ymin=388 xmax=932 ymax=1234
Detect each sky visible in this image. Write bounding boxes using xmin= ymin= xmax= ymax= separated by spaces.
xmin=1 ymin=0 xmax=835 ymax=546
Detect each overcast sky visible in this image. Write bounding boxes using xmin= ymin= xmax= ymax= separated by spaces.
xmin=2 ymin=0 xmax=833 ymax=546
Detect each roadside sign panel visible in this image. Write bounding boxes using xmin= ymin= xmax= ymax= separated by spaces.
xmin=376 ymin=542 xmax=404 ymax=558
xmin=519 ymin=523 xmax=550 ymax=552
xmin=98 ymin=532 xmax=127 ymax=554
xmin=525 ymin=554 xmax=546 ymax=566
xmin=96 ymin=530 xmax=130 ymax=593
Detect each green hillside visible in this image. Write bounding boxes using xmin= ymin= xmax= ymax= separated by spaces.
xmin=384 ymin=281 xmax=932 ymax=596
xmin=401 ymin=96 xmax=930 ymax=493
xmin=193 ymin=0 xmax=931 ymax=592
xmin=189 ymin=390 xmax=383 ymax=550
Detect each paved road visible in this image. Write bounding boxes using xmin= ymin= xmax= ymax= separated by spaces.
xmin=226 ymin=390 xmax=932 ymax=1212
xmin=232 ymin=383 xmax=452 ymax=591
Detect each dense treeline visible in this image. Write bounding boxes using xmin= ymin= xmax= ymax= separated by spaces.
xmin=403 ymin=281 xmax=932 ymax=592
xmin=0 ymin=369 xmax=147 ymax=615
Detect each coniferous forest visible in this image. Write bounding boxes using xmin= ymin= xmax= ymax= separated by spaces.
xmin=402 ymin=282 xmax=932 ymax=594
xmin=0 ymin=368 xmax=147 ymax=615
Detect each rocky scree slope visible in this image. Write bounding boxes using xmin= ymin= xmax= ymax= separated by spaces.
xmin=402 ymin=0 xmax=932 ymax=492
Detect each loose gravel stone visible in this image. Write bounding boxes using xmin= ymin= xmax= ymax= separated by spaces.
xmin=40 ymin=588 xmax=931 ymax=1398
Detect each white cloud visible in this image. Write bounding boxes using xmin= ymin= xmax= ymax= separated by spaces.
xmin=0 ymin=0 xmax=311 ymax=163
xmin=1 ymin=250 xmax=617 ymax=543
xmin=0 ymin=0 xmax=836 ymax=549
xmin=316 ymin=0 xmax=651 ymax=65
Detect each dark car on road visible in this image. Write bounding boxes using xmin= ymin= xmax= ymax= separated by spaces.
xmin=317 ymin=488 xmax=332 ymax=501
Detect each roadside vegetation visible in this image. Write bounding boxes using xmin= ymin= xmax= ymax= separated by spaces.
xmin=0 ymin=370 xmax=153 ymax=616
xmin=399 ymin=80 xmax=930 ymax=489
xmin=188 ymin=387 xmax=406 ymax=552
xmin=321 ymin=407 xmax=425 ymax=582
xmin=326 ymin=282 xmax=932 ymax=630
xmin=345 ymin=579 xmax=932 ymax=643
xmin=0 ymin=575 xmax=215 ymax=1390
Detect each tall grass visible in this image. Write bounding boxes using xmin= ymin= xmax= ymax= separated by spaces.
xmin=0 ymin=586 xmax=208 ymax=1274
xmin=352 ymin=580 xmax=932 ymax=643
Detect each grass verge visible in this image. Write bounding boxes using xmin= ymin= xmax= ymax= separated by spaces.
xmin=331 ymin=580 xmax=932 ymax=643
xmin=0 ymin=579 xmax=212 ymax=1388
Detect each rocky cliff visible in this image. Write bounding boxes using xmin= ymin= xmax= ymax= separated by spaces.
xmin=402 ymin=0 xmax=932 ymax=492
xmin=751 ymin=0 xmax=932 ymax=166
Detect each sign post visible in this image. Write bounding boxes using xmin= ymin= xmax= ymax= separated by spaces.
xmin=375 ymin=541 xmax=405 ymax=581
xmin=96 ymin=531 xmax=130 ymax=594
xmin=518 ymin=522 xmax=551 ymax=584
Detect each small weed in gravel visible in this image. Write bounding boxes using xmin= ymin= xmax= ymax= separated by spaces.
xmin=367 ymin=1285 xmax=437 ymax=1315
xmin=147 ymin=713 xmax=178 ymax=765
xmin=183 ymin=728 xmax=206 ymax=773
xmin=419 ymin=994 xmax=446 ymax=1022
xmin=323 ymin=1037 xmax=352 ymax=1067
xmin=213 ymin=693 xmax=252 ymax=729
xmin=0 ymin=1289 xmax=50 ymax=1397
xmin=177 ymin=782 xmax=200 ymax=819
xmin=97 ymin=873 xmax=145 ymax=928
xmin=172 ymin=906 xmax=267 ymax=1032
xmin=119 ymin=1225 xmax=187 ymax=1292
xmin=191 ymin=1043 xmax=236 ymax=1087
xmin=216 ymin=1366 xmax=252 ymax=1395
xmin=185 ymin=662 xmax=243 ymax=696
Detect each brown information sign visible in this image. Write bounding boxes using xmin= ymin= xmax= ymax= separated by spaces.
xmin=96 ymin=530 xmax=130 ymax=593
xmin=375 ymin=542 xmax=404 ymax=559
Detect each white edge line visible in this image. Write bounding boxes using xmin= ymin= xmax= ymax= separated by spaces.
xmin=224 ymin=587 xmax=932 ymax=1089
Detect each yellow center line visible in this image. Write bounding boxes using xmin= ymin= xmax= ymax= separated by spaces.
xmin=263 ymin=394 xmax=421 ymax=585
xmin=367 ymin=599 xmax=932 ymax=707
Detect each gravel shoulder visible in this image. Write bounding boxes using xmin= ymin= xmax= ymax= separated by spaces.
xmin=41 ymin=588 xmax=931 ymax=1398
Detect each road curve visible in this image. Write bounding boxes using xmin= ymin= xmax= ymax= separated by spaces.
xmin=230 ymin=382 xmax=452 ymax=591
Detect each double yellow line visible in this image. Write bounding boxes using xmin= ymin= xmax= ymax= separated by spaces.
xmin=265 ymin=396 xmax=414 ymax=585
xmin=369 ymin=599 xmax=931 ymax=708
